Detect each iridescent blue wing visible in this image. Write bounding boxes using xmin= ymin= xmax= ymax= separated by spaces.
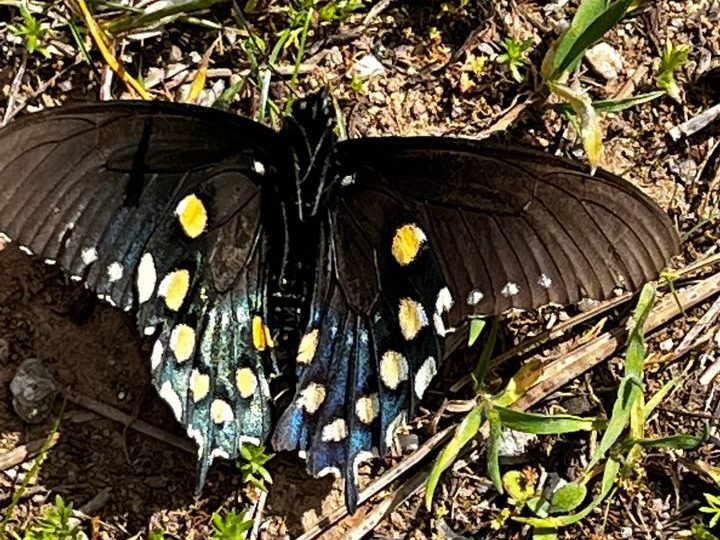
xmin=0 ymin=101 xmax=280 ymax=486
xmin=274 ymin=137 xmax=679 ymax=510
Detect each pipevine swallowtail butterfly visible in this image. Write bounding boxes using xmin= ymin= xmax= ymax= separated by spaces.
xmin=0 ymin=90 xmax=679 ymax=511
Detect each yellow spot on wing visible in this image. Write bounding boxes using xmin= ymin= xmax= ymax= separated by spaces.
xmin=355 ymin=394 xmax=379 ymax=424
xmin=158 ymin=269 xmax=190 ymax=311
xmin=170 ymin=324 xmax=195 ymax=363
xmin=235 ymin=367 xmax=258 ymax=398
xmin=391 ymin=224 xmax=426 ymax=266
xmin=296 ymin=329 xmax=319 ymax=364
xmin=398 ymin=298 xmax=428 ymax=341
xmin=252 ymin=316 xmax=274 ymax=351
xmin=190 ymin=369 xmax=210 ymax=402
xmin=175 ymin=194 xmax=208 ymax=239
xmin=297 ymin=383 xmax=326 ymax=414
xmin=211 ymin=399 xmax=234 ymax=424
xmin=321 ymin=418 xmax=347 ymax=442
xmin=379 ymin=351 xmax=408 ymax=390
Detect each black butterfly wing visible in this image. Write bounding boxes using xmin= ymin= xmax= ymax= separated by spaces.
xmin=274 ymin=136 xmax=679 ymax=510
xmin=0 ymin=101 xmax=280 ymax=484
xmin=334 ymin=137 xmax=679 ymax=316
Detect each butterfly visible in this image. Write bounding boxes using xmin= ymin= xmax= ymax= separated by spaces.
xmin=0 ymin=90 xmax=679 ymax=511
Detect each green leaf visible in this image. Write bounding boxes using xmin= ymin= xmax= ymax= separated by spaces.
xmin=549 ymin=482 xmax=587 ymax=513
xmin=643 ymin=374 xmax=681 ymax=419
xmin=516 ymin=457 xmax=620 ymax=528
xmin=543 ymin=0 xmax=634 ymax=81
xmin=487 ymin=407 xmax=503 ymax=492
xmin=549 ymin=82 xmax=603 ymax=173
xmin=629 ymin=433 xmax=705 ymax=450
xmin=585 ymin=284 xmax=655 ymax=471
xmin=692 ymin=523 xmax=720 ymax=540
xmin=493 ymin=358 xmax=544 ymax=407
xmin=549 ymin=91 xmax=666 ymax=115
xmin=503 ymin=470 xmax=536 ymax=504
xmin=425 ymin=402 xmax=485 ymax=509
xmin=472 ymin=319 xmax=498 ymax=391
xmin=657 ymin=39 xmax=691 ymax=101
xmin=468 ymin=317 xmax=486 ymax=347
xmin=210 ymin=509 xmax=253 ymax=540
xmin=495 ymin=407 xmax=604 ymax=435
xmin=532 ymin=528 xmax=559 ymax=540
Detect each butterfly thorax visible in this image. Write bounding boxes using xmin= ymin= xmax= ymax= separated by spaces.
xmin=264 ymin=91 xmax=338 ymax=369
xmin=280 ymin=90 xmax=338 ymax=222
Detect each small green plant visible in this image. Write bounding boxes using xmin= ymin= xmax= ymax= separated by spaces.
xmin=236 ymin=443 xmax=274 ymax=491
xmin=657 ymin=39 xmax=691 ymax=101
xmin=148 ymin=528 xmax=167 ymax=540
xmin=1 ymin=406 xmax=63 ymax=538
xmin=427 ymin=283 xmax=704 ymax=539
xmin=18 ymin=495 xmax=81 ymax=540
xmin=210 ymin=509 xmax=253 ymax=540
xmin=318 ymin=0 xmax=364 ymax=22
xmin=700 ymin=493 xmax=720 ymax=530
xmin=497 ymin=37 xmax=533 ymax=83
xmin=350 ymin=73 xmax=367 ymax=94
xmin=9 ymin=1 xmax=52 ymax=58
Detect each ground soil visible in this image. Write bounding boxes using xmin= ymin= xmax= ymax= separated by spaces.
xmin=0 ymin=1 xmax=719 ymax=539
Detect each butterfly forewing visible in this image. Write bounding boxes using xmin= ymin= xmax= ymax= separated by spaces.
xmin=0 ymin=101 xmax=280 ymax=484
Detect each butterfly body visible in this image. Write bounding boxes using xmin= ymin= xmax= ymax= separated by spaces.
xmin=0 ymin=93 xmax=679 ymax=511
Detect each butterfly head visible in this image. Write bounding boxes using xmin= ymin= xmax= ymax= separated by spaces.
xmin=291 ymin=89 xmax=334 ymax=133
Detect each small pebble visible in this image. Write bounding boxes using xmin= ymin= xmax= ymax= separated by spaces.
xmin=585 ymin=42 xmax=623 ymax=80
xmin=353 ymin=54 xmax=385 ymax=77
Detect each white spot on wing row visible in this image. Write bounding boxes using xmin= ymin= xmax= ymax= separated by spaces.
xmin=355 ymin=394 xmax=379 ymax=424
xmin=81 ymin=247 xmax=98 ymax=265
xmin=414 ymin=357 xmax=437 ymax=399
xmin=501 ymin=282 xmax=520 ymax=297
xmin=385 ymin=411 xmax=408 ymax=450
xmin=136 ymin=252 xmax=157 ymax=304
xmin=107 ymin=262 xmax=124 ymax=282
xmin=537 ymin=273 xmax=552 ymax=288
xmin=321 ymin=418 xmax=347 ymax=442
xmin=253 ymin=160 xmax=266 ymax=175
xmin=433 ymin=286 xmax=455 ymax=336
xmin=467 ymin=289 xmax=484 ymax=306
xmin=159 ymin=381 xmax=183 ymax=421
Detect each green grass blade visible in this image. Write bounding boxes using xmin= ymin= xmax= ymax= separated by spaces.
xmin=487 ymin=407 xmax=503 ymax=492
xmin=543 ymin=0 xmax=609 ymax=79
xmin=495 ymin=407 xmax=605 ymax=434
xmin=585 ymin=283 xmax=655 ymax=471
xmin=468 ymin=317 xmax=486 ymax=347
xmin=549 ymin=91 xmax=666 ymax=115
xmin=629 ymin=433 xmax=706 ymax=450
xmin=472 ymin=319 xmax=498 ymax=391
xmin=493 ymin=358 xmax=544 ymax=408
xmin=425 ymin=402 xmax=485 ymax=510
xmin=643 ymin=375 xmax=681 ymax=419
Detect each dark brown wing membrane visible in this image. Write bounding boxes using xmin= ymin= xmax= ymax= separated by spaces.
xmin=333 ymin=137 xmax=679 ymax=323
